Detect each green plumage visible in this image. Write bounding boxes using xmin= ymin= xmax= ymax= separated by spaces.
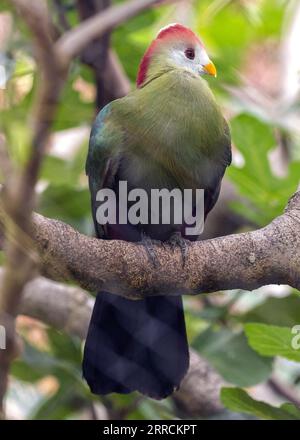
xmin=87 ymin=68 xmax=231 ymax=198
xmin=84 ymin=63 xmax=232 ymax=399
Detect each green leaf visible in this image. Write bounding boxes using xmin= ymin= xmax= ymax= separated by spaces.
xmin=53 ymin=74 xmax=94 ymax=131
xmin=227 ymin=114 xmax=300 ymax=226
xmin=198 ymin=1 xmax=256 ymax=84
xmin=243 ymin=294 xmax=300 ymax=327
xmin=30 ymin=384 xmax=84 ymax=420
xmin=0 ymin=3 xmax=14 ymax=13
xmin=47 ymin=328 xmax=82 ymax=365
xmin=11 ymin=338 xmax=83 ymax=387
xmin=193 ymin=327 xmax=272 ymax=387
xmin=129 ymin=399 xmax=175 ymax=421
xmin=40 ymin=156 xmax=80 ymax=186
xmin=244 ymin=323 xmax=300 ymax=362
xmin=38 ymin=185 xmax=90 ymax=229
xmin=221 ymin=387 xmax=300 ymax=420
xmin=11 ymin=360 xmax=46 ymax=382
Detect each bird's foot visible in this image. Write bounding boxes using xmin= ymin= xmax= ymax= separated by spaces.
xmin=169 ymin=231 xmax=190 ymax=268
xmin=141 ymin=232 xmax=160 ymax=268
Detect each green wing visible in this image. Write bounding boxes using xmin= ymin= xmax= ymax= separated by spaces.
xmin=86 ymin=103 xmax=123 ymax=238
xmin=222 ymin=118 xmax=232 ymax=167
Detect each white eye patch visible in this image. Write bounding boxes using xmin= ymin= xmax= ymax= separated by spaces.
xmin=168 ymin=44 xmax=210 ymax=75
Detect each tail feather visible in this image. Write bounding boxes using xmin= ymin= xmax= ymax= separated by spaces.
xmin=83 ymin=292 xmax=189 ymax=399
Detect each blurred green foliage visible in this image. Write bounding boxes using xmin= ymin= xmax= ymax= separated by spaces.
xmin=1 ymin=0 xmax=300 ymax=420
xmin=228 ymin=114 xmax=300 ymax=225
xmin=221 ymin=387 xmax=300 ymax=420
xmin=193 ymin=326 xmax=273 ymax=387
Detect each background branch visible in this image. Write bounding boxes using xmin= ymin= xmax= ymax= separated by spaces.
xmin=55 ymin=0 xmax=168 ymax=70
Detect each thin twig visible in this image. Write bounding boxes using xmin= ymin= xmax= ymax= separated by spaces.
xmin=55 ymin=0 xmax=168 ymax=69
xmin=1 ymin=189 xmax=300 ymax=298
xmin=0 ymin=135 xmax=13 ymax=182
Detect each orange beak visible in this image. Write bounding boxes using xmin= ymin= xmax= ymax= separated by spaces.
xmin=203 ymin=61 xmax=217 ymax=77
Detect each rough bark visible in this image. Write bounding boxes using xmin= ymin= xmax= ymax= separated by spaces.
xmin=2 ymin=191 xmax=299 ymax=299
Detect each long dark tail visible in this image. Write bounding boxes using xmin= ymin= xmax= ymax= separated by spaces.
xmin=82 ymin=292 xmax=189 ymax=399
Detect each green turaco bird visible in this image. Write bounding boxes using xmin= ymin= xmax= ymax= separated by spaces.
xmin=83 ymin=24 xmax=231 ymax=399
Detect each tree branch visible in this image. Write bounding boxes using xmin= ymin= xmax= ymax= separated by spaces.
xmin=77 ymin=0 xmax=112 ymax=111
xmin=27 ymin=190 xmax=300 ymax=295
xmin=1 ymin=190 xmax=300 ymax=298
xmin=76 ymin=0 xmax=131 ymax=111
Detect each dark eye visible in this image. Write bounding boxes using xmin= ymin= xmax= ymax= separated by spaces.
xmin=184 ymin=48 xmax=195 ymax=60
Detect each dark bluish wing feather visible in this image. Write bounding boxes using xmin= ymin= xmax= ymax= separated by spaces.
xmin=86 ymin=103 xmax=122 ymax=239
xmin=204 ymin=118 xmax=232 ymax=218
